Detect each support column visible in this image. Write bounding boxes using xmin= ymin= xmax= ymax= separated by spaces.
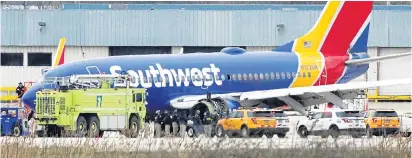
xmin=367 ymin=47 xmax=379 ymax=96
xmin=172 ymin=46 xmax=184 ymax=54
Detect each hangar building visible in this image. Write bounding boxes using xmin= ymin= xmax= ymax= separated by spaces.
xmin=1 ymin=3 xmax=411 ymax=100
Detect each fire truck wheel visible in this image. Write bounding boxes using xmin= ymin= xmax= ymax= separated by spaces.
xmin=129 ymin=116 xmax=139 ymax=138
xmin=76 ymin=116 xmax=88 ymax=137
xmin=12 ymin=124 xmax=21 ymax=137
xmin=88 ymin=116 xmax=100 ymax=138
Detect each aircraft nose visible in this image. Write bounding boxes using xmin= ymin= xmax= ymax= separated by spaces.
xmin=22 ymin=83 xmax=43 ymax=111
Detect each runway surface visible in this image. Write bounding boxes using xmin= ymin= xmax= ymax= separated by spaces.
xmin=1 ymin=102 xmax=410 ymax=152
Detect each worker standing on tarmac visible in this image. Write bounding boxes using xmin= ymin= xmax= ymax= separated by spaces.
xmin=162 ymin=110 xmax=172 ymax=137
xmin=203 ymin=111 xmax=213 ymax=137
xmin=170 ymin=109 xmax=179 ymax=136
xmin=154 ymin=110 xmax=164 ymax=138
xmin=15 ymin=82 xmax=25 ymax=107
xmin=193 ymin=110 xmax=202 ymax=136
xmin=177 ymin=110 xmax=188 ymax=137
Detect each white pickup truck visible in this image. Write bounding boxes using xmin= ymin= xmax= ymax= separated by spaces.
xmin=296 ymin=109 xmax=366 ymax=138
xmin=399 ymin=112 xmax=412 ymax=137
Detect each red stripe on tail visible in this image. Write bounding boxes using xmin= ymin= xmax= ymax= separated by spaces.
xmin=317 ymin=1 xmax=373 ymax=85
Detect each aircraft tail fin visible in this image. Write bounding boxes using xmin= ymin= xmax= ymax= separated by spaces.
xmin=52 ymin=37 xmax=66 ymax=67
xmin=274 ymin=1 xmax=373 ymax=56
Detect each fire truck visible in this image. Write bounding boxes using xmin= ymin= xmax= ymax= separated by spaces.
xmin=35 ymin=74 xmax=147 ymax=138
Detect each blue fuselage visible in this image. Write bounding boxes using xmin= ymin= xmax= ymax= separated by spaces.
xmin=22 ymin=50 xmax=369 ymax=115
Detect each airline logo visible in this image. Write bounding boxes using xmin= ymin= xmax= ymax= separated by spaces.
xmin=110 ymin=64 xmax=223 ymax=88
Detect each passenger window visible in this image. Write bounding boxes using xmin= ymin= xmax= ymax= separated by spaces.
xmin=287 ymin=72 xmax=291 ymax=79
xmin=270 ymin=72 xmax=275 ymax=80
xmin=281 ymin=72 xmax=285 ymax=79
xmin=249 ymin=73 xmax=253 ymax=80
xmin=243 ymin=73 xmax=247 ymax=81
xmin=254 ymin=73 xmax=259 ymax=80
xmin=228 ymin=112 xmax=237 ymax=118
xmin=276 ymin=72 xmax=280 ymax=79
xmin=235 ymin=111 xmax=244 ymax=118
xmin=322 ymin=112 xmax=332 ymax=118
xmin=220 ymin=74 xmax=224 ymax=81
xmin=292 ymin=72 xmax=296 ymax=78
xmin=265 ymin=73 xmax=269 ymax=80
xmin=296 ymin=72 xmax=300 ymax=78
xmin=232 ymin=74 xmax=237 ymax=81
xmin=313 ymin=112 xmax=322 ymax=119
xmin=302 ymin=72 xmax=306 ymax=78
xmin=260 ymin=73 xmax=264 ymax=80
xmin=308 ymin=72 xmax=312 ymax=78
xmin=135 ymin=93 xmax=143 ymax=102
xmin=238 ymin=74 xmax=242 ymax=80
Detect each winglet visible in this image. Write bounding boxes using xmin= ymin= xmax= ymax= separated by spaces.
xmin=52 ymin=37 xmax=66 ymax=67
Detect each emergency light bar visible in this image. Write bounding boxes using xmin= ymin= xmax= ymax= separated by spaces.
xmin=69 ymin=74 xmax=130 ymax=83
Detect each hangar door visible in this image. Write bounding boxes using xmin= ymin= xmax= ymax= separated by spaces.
xmin=109 ymin=46 xmax=171 ymax=56
xmin=378 ymin=48 xmax=411 ymax=95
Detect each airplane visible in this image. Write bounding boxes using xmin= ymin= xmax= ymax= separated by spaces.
xmin=23 ymin=1 xmax=412 ymax=121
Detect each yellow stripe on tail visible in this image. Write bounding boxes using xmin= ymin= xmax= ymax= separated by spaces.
xmin=52 ymin=37 xmax=66 ymax=67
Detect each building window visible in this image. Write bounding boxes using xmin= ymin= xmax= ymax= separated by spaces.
xmin=1 ymin=53 xmax=23 ymax=66
xmin=28 ymin=52 xmax=52 ymax=66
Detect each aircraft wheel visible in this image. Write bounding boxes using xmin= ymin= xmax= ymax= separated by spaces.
xmin=87 ymin=116 xmax=100 ymax=138
xmin=12 ymin=124 xmax=21 ymax=137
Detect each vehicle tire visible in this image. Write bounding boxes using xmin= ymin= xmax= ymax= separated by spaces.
xmin=187 ymin=127 xmax=195 ymax=138
xmin=298 ymin=126 xmax=309 ymax=138
xmin=76 ymin=116 xmax=88 ymax=137
xmin=240 ymin=126 xmax=250 ymax=138
xmin=215 ymin=125 xmax=225 ymax=137
xmin=12 ymin=124 xmax=21 ymax=137
xmin=351 ymin=133 xmax=362 ymax=138
xmin=329 ymin=126 xmax=339 ymax=138
xmin=277 ymin=133 xmax=286 ymax=138
xmin=87 ymin=116 xmax=100 ymax=138
xmin=366 ymin=126 xmax=373 ymax=138
xmin=129 ymin=116 xmax=140 ymax=138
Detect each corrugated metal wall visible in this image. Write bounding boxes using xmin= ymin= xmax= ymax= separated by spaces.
xmin=246 ymin=46 xmax=275 ymax=52
xmin=1 ymin=10 xmax=410 ymax=47
xmin=0 ymin=46 xmax=108 ymax=86
xmin=377 ymin=47 xmax=412 ymax=95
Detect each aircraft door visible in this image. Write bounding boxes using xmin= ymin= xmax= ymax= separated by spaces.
xmin=316 ymin=60 xmax=327 ymax=86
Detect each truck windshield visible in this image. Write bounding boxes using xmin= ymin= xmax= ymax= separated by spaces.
xmin=253 ymin=111 xmax=287 ymax=117
xmin=335 ymin=111 xmax=362 ymax=117
xmin=374 ymin=111 xmax=398 ymax=117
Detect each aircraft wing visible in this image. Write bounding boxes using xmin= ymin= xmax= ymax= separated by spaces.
xmin=170 ymin=78 xmax=412 ymax=113
xmin=239 ymin=78 xmax=412 ymax=101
